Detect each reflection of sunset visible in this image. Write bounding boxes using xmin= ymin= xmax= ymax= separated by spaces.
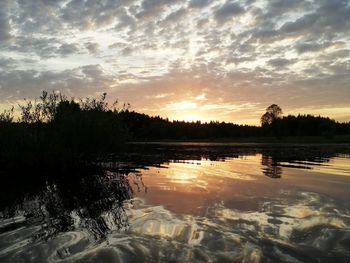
xmin=171 ymin=170 xmax=199 ymax=184
xmin=135 ymin=154 xmax=350 ymax=216
xmin=135 ymin=156 xmax=264 ymax=215
xmin=1 ymin=0 xmax=350 ymax=261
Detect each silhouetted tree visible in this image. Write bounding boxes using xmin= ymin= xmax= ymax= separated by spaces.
xmin=261 ymin=104 xmax=283 ymax=126
xmin=1 ymin=92 xmax=350 ymax=169
xmin=0 ymin=107 xmax=14 ymax=123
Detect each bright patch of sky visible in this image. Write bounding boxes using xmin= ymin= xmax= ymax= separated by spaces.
xmin=0 ymin=0 xmax=350 ymax=124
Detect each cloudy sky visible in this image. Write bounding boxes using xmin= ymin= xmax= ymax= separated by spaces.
xmin=1 ymin=0 xmax=349 ymax=124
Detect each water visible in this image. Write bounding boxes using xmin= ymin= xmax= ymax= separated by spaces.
xmin=1 ymin=144 xmax=350 ymax=262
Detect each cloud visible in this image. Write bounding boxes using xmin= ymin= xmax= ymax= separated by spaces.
xmin=58 ymin=43 xmax=81 ymax=56
xmin=61 ymin=0 xmax=125 ymax=30
xmin=267 ymin=58 xmax=296 ymax=68
xmin=114 ymin=8 xmax=137 ymax=29
xmin=268 ymin=0 xmax=307 ymax=10
xmin=161 ymin=8 xmax=187 ymax=25
xmin=85 ymin=42 xmax=99 ymax=54
xmin=214 ymin=1 xmax=245 ymax=24
xmin=9 ymin=37 xmax=83 ymax=58
xmin=189 ymin=0 xmax=211 ymax=8
xmin=0 ymin=58 xmax=17 ymax=70
xmin=9 ymin=37 xmax=61 ymax=58
xmin=0 ymin=0 xmax=349 ymax=124
xmin=0 ymin=0 xmax=13 ymax=43
xmin=0 ymin=64 xmax=116 ymax=99
xmin=136 ymin=0 xmax=181 ymax=20
xmin=279 ymin=14 xmax=318 ymax=35
xmin=295 ymin=41 xmax=341 ymax=54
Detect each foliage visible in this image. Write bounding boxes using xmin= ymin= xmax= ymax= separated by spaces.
xmin=1 ymin=93 xmax=350 ymax=170
xmin=269 ymin=114 xmax=337 ymax=138
xmin=119 ymin=110 xmax=349 ymax=140
xmin=0 ymin=91 xmax=128 ymax=168
xmin=0 ymin=107 xmax=14 ymax=123
xmin=118 ymin=111 xmax=261 ymax=140
xmin=261 ymin=104 xmax=283 ymax=126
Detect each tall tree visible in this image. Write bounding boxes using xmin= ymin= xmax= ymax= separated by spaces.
xmin=261 ymin=104 xmax=283 ymax=126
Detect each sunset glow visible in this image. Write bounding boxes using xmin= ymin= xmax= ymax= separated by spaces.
xmin=0 ymin=0 xmax=349 ymax=124
xmin=179 ymin=115 xmax=202 ymax=122
xmin=1 ymin=2 xmax=350 ymax=261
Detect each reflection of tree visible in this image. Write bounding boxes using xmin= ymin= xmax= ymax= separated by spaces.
xmin=261 ymin=154 xmax=282 ymax=179
xmin=260 ymin=147 xmax=340 ymax=179
xmin=0 ymin=145 xmax=346 ymax=242
xmin=0 ymin=167 xmax=143 ymax=240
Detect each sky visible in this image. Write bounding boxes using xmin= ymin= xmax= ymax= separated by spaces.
xmin=0 ymin=0 xmax=350 ymax=125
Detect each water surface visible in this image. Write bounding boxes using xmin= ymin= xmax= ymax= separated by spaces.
xmin=1 ymin=144 xmax=350 ymax=262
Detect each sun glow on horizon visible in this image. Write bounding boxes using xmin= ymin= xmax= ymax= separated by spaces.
xmin=179 ymin=114 xmax=203 ymax=123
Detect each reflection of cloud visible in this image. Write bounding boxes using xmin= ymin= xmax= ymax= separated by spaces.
xmin=1 ymin=150 xmax=350 ymax=262
xmin=111 ymin=193 xmax=350 ymax=262
xmin=4 ymin=192 xmax=347 ymax=262
xmin=129 ymin=200 xmax=203 ymax=244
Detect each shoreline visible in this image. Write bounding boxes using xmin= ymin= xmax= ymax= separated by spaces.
xmin=128 ymin=135 xmax=350 ymax=146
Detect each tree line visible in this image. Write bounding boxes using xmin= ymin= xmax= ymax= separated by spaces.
xmin=260 ymin=104 xmax=349 ymax=138
xmin=0 ymin=91 xmax=349 ymax=167
xmin=118 ymin=104 xmax=349 ymax=140
xmin=0 ymin=91 xmax=128 ymax=168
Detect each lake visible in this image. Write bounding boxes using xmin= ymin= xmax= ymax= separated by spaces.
xmin=1 ymin=143 xmax=350 ymax=262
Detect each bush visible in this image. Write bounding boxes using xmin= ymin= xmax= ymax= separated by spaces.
xmin=0 ymin=91 xmax=129 ymax=168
